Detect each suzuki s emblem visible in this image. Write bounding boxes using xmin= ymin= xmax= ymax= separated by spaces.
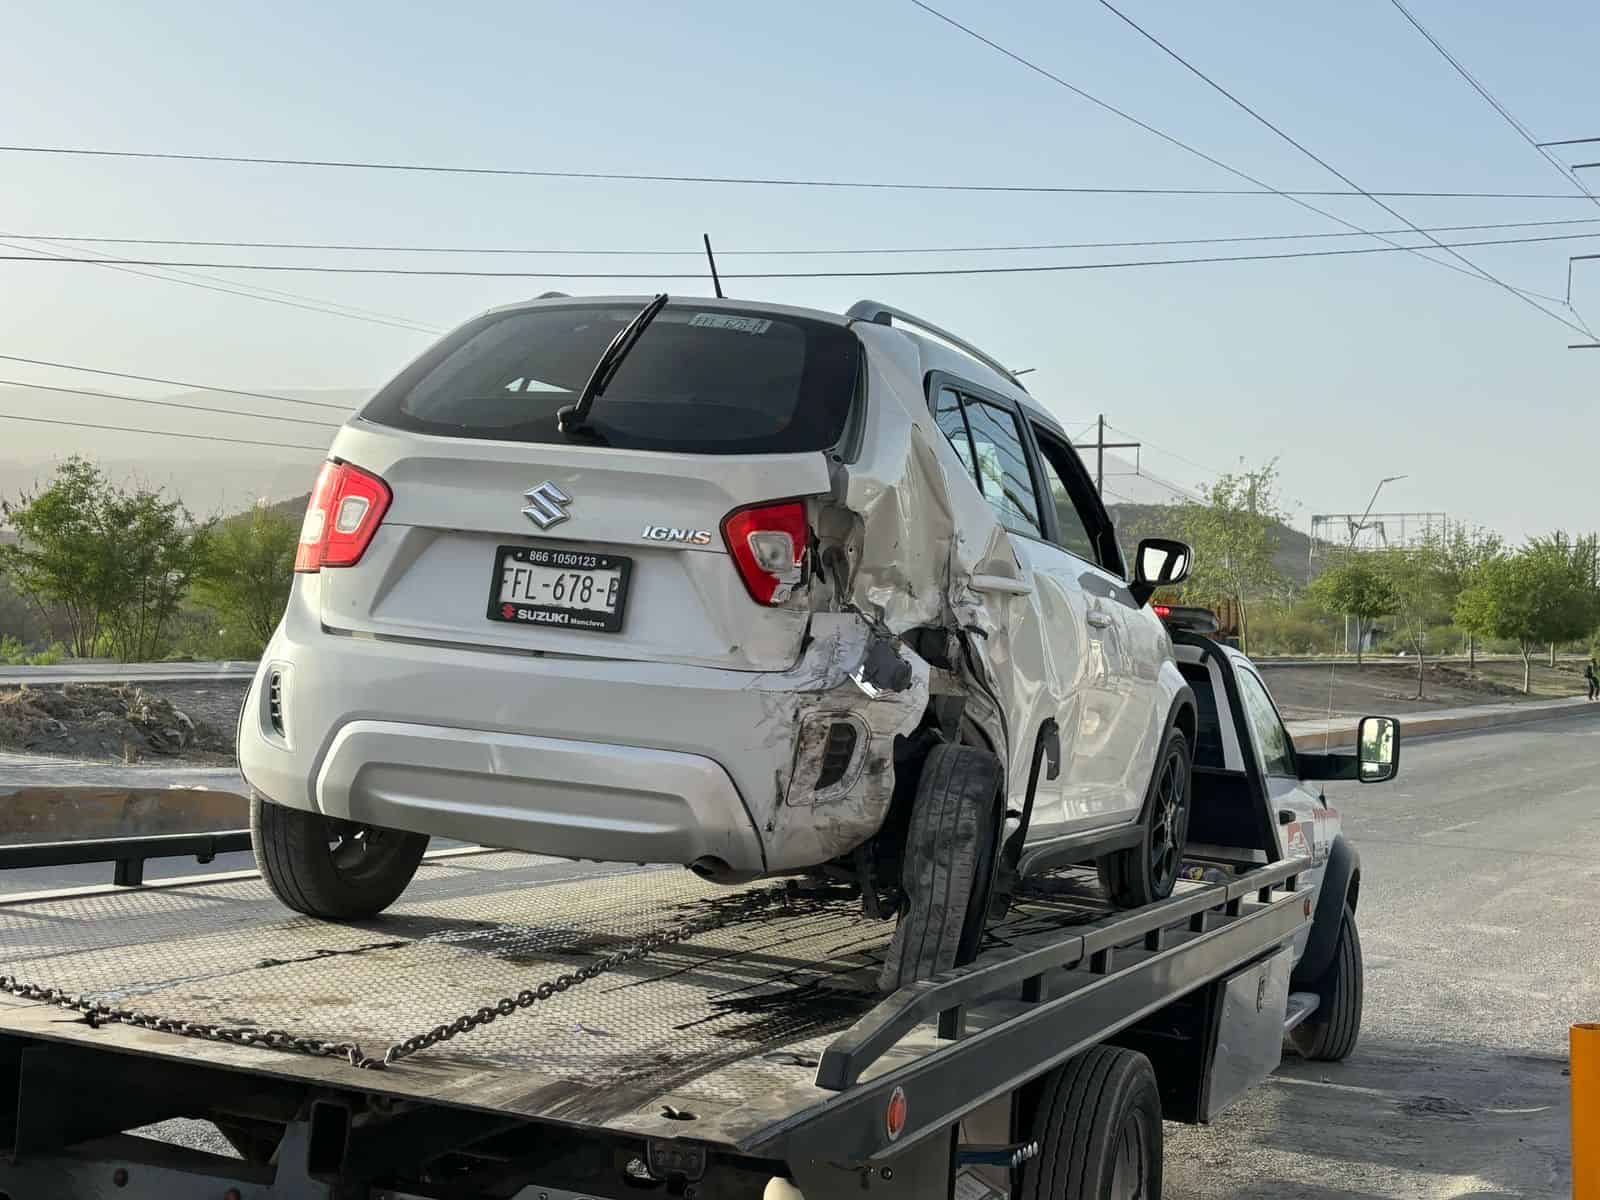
xmin=522 ymin=481 xmax=572 ymax=529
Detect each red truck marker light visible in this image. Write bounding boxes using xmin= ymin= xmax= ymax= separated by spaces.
xmin=885 ymin=1085 xmax=908 ymax=1141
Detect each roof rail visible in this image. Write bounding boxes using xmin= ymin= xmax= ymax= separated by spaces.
xmin=845 ymin=300 xmax=1028 ymax=392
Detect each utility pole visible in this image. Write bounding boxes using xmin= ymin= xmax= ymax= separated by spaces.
xmin=1075 ymin=415 xmax=1141 ymax=496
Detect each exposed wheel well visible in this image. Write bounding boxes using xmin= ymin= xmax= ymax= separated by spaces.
xmin=1172 ymin=699 xmax=1197 ymax=756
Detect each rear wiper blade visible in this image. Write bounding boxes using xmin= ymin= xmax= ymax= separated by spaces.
xmin=557 ymin=292 xmax=669 ymax=439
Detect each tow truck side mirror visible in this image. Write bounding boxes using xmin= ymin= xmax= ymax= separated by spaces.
xmin=1132 ymin=538 xmax=1192 ymax=606
xmin=1358 ymin=715 xmax=1400 ymax=783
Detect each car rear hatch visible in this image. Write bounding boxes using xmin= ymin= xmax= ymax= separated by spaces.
xmin=301 ymin=297 xmax=861 ymax=672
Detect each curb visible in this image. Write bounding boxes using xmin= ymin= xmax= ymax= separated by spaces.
xmin=1288 ymin=696 xmax=1598 ymax=751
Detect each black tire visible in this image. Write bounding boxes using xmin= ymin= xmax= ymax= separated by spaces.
xmin=1098 ymin=728 xmax=1192 ymax=910
xmin=1290 ymin=904 xmax=1363 ymax=1061
xmin=1018 ymin=1045 xmax=1163 ymax=1200
xmin=251 ymin=793 xmax=428 ymax=919
xmin=877 ymin=743 xmax=1002 ymax=993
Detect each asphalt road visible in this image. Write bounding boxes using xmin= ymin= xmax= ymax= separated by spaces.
xmin=1165 ymin=709 xmax=1600 ymax=1199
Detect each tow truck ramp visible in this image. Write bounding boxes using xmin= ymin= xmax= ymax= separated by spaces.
xmin=0 ymin=849 xmax=1310 ymax=1198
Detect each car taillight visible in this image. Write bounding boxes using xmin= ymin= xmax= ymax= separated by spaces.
xmin=294 ymin=460 xmax=391 ymax=573
xmin=721 ymin=500 xmax=808 ymax=605
xmin=1153 ymin=604 xmax=1172 ymax=618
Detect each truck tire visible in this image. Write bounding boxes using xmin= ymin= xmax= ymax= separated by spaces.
xmin=1018 ymin=1045 xmax=1163 ymax=1200
xmin=1097 ymin=728 xmax=1192 ymax=909
xmin=877 ymin=743 xmax=1002 ymax=993
xmin=252 ymin=794 xmax=428 ymax=919
xmin=1290 ymin=903 xmax=1363 ymax=1062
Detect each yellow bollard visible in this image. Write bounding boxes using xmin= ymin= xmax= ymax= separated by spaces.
xmin=1577 ymin=1023 xmax=1599 ymax=1199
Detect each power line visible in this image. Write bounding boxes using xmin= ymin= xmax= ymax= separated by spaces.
xmin=10 ymin=216 xmax=1600 ymax=258
xmin=0 ymin=142 xmax=1591 ymax=201
xmin=1107 ymin=423 xmax=1226 ymax=479
xmin=1381 ymin=0 xmax=1599 ymax=334
xmin=1386 ymin=0 xmax=1596 ymax=204
xmin=0 ymin=411 xmax=325 ymax=451
xmin=0 ymin=237 xmax=442 ymax=337
xmin=2 ymin=228 xmax=1598 ymax=279
xmin=910 ymin=1 xmax=1564 ymax=305
xmin=0 ymin=354 xmax=355 ymax=412
xmin=1095 ymin=0 xmax=1592 ymax=340
xmin=0 ymin=378 xmax=343 ymax=430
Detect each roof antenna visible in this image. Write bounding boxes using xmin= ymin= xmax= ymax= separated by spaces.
xmin=703 ymin=234 xmax=724 ymax=298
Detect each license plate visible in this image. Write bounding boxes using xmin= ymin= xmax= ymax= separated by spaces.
xmin=488 ymin=545 xmax=632 ymax=633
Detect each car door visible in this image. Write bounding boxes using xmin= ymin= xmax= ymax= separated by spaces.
xmin=1027 ymin=423 xmax=1162 ymax=826
xmin=1233 ymin=665 xmax=1322 ymax=858
xmin=930 ymin=381 xmax=1081 ymax=834
xmin=1232 ymin=664 xmax=1331 ymax=961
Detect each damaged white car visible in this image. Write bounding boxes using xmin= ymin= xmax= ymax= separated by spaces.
xmin=239 ymin=294 xmax=1198 ymax=990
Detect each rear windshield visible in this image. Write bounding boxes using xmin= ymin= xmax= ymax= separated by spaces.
xmin=361 ymin=302 xmax=861 ymax=454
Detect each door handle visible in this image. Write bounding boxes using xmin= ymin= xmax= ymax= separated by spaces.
xmin=972 ymin=574 xmax=1033 ymax=596
xmin=1086 ymin=611 xmax=1114 ymax=629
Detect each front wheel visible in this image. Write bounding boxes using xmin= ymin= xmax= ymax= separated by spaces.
xmin=1098 ymin=728 xmax=1192 ymax=909
xmin=251 ymin=794 xmax=428 ymax=919
xmin=1290 ymin=904 xmax=1363 ymax=1061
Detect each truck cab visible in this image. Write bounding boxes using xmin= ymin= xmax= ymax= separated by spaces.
xmin=1162 ymin=607 xmax=1399 ymax=1058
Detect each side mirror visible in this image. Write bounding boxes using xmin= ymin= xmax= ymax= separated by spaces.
xmin=1132 ymin=538 xmax=1192 ymax=606
xmin=1357 ymin=716 xmax=1400 ymax=783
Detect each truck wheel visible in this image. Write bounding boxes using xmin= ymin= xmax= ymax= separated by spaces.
xmin=1018 ymin=1045 xmax=1163 ymax=1200
xmin=1290 ymin=904 xmax=1363 ymax=1061
xmin=252 ymin=794 xmax=428 ymax=919
xmin=877 ymin=743 xmax=1002 ymax=993
xmin=1098 ymin=728 xmax=1191 ymax=909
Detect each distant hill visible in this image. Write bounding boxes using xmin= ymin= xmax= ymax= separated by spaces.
xmin=0 ymin=384 xmax=369 ymax=517
xmin=1105 ymin=501 xmax=1315 ymax=588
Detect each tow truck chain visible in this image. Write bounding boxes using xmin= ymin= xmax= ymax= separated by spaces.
xmin=0 ymin=883 xmax=799 ymax=1071
xmin=0 ymin=975 xmax=378 ymax=1065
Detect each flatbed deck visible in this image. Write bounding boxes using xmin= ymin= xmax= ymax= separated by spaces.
xmin=1 ymin=848 xmax=1308 ymax=1130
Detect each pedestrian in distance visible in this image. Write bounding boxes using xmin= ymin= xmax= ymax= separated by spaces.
xmin=1585 ymin=660 xmax=1598 ymax=702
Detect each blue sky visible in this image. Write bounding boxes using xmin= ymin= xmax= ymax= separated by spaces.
xmin=1 ymin=0 xmax=1597 ymax=536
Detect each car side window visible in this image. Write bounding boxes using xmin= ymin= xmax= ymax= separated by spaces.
xmin=1236 ymin=669 xmax=1296 ymax=779
xmin=931 ymin=386 xmax=1044 ymax=540
xmin=934 ymin=386 xmax=977 ymax=475
xmin=1030 ymin=427 xmax=1103 ymax=567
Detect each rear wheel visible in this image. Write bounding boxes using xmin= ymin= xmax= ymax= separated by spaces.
xmin=1098 ymin=729 xmax=1191 ymax=909
xmin=877 ymin=743 xmax=1002 ymax=993
xmin=252 ymin=794 xmax=428 ymax=919
xmin=1290 ymin=904 xmax=1363 ymax=1061
xmin=1018 ymin=1045 xmax=1163 ymax=1200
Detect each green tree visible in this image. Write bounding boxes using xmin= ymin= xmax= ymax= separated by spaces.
xmin=1375 ymin=542 xmax=1449 ymax=699
xmin=192 ymin=508 xmax=299 ymax=652
xmin=1455 ymin=544 xmax=1594 ymax=694
xmin=0 ymin=458 xmax=209 ymax=661
xmin=1524 ymin=531 xmax=1600 ymax=665
xmin=1436 ymin=525 xmax=1503 ymax=669
xmin=1150 ymin=461 xmax=1288 ymax=654
xmin=1307 ymin=556 xmax=1398 ymax=666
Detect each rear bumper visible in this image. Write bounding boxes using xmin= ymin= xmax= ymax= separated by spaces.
xmin=316 ymin=721 xmax=762 ymax=875
xmin=238 ymin=584 xmax=929 ymax=876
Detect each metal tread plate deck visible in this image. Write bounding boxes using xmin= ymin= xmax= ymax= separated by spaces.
xmin=0 ymin=851 xmax=1304 ymax=1155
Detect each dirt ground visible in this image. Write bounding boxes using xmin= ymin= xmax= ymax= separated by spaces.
xmin=1260 ymin=659 xmax=1591 ymax=721
xmin=0 ymin=681 xmax=242 ymax=764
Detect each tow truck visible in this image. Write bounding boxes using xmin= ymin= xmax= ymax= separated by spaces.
xmin=0 ymin=612 xmax=1395 ymax=1199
